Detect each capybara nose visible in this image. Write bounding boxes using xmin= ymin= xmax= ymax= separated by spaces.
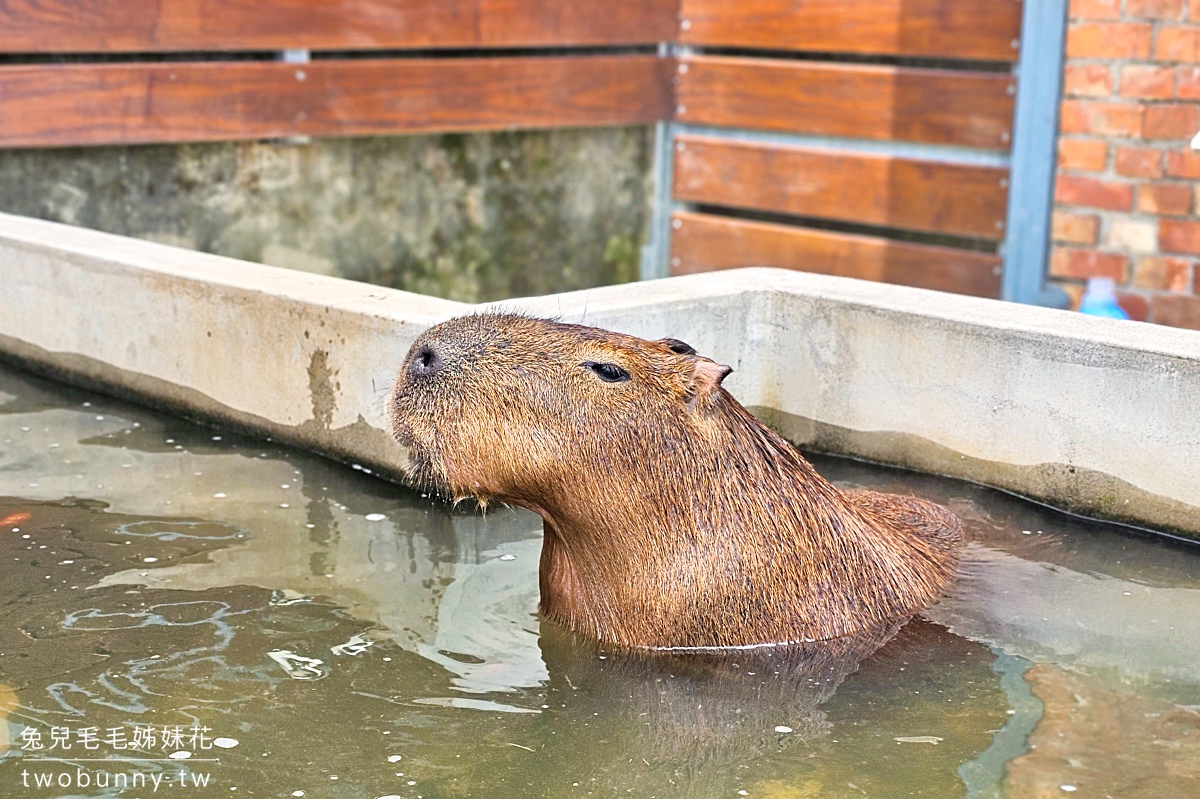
xmin=410 ymin=344 xmax=444 ymax=377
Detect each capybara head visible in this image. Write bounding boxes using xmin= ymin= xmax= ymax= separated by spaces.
xmin=389 ymin=314 xmax=731 ymax=504
xmin=389 ymin=313 xmax=961 ymax=649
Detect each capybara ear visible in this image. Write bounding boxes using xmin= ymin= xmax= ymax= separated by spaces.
xmin=690 ymin=358 xmax=733 ymax=400
xmin=658 ymin=338 xmax=697 ymax=356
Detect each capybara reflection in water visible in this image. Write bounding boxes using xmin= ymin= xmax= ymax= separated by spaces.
xmin=388 ymin=314 xmax=962 ymax=649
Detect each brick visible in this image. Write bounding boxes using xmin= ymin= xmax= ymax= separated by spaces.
xmin=1151 ymin=294 xmax=1200 ymax=329
xmin=1059 ymin=138 xmax=1109 ymax=171
xmin=1159 ymin=218 xmax=1200 ymax=253
xmin=1142 ymin=103 xmax=1200 ymax=138
xmin=1177 ymin=66 xmax=1200 ymax=98
xmin=1155 ymin=26 xmax=1200 ymax=61
xmin=1050 ymin=248 xmax=1130 ymax=281
xmin=1055 ymin=174 xmax=1135 ymax=211
xmin=1064 ymin=63 xmax=1114 ymax=97
xmin=1060 ymin=100 xmax=1143 ymax=136
xmin=1116 ymin=292 xmax=1151 ymax=321
xmin=1133 ymin=255 xmax=1193 ymax=290
xmin=1115 ymin=145 xmax=1164 ymax=177
xmin=1120 ymin=64 xmax=1175 ymax=98
xmin=1067 ymin=22 xmax=1153 ymax=58
xmin=1164 ymin=149 xmax=1200 ymax=177
xmin=1137 ymin=181 xmax=1193 ymax=213
xmin=1127 ymin=0 xmax=1184 ymax=19
xmin=1052 ymin=211 xmax=1100 ymax=244
xmin=1106 ymin=218 xmax=1159 ymax=252
xmin=1069 ymin=0 xmax=1121 ymax=18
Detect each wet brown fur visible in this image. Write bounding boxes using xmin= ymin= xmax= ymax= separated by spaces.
xmin=388 ymin=313 xmax=962 ymax=649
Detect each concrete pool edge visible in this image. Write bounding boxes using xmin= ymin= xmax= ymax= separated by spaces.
xmin=2 ymin=211 xmax=1198 ymax=536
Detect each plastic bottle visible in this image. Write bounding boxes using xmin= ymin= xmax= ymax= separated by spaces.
xmin=1078 ymin=277 xmax=1129 ymax=320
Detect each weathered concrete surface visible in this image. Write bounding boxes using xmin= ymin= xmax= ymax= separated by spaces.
xmin=742 ymin=281 xmax=1200 ymax=534
xmin=2 ymin=212 xmax=1198 ymax=535
xmin=0 ymin=128 xmax=651 ymax=302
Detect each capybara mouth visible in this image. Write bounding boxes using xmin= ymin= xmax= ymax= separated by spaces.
xmin=391 ymin=421 xmax=450 ymax=495
xmin=387 ymin=387 xmax=446 ymax=495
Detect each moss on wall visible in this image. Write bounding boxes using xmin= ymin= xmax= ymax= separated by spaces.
xmin=0 ymin=127 xmax=654 ymax=303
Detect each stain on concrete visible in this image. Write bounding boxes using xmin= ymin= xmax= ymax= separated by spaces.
xmin=307 ymin=349 xmax=338 ymax=430
xmin=0 ymin=128 xmax=653 ymax=302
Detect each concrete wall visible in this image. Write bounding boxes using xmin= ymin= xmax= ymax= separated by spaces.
xmin=2 ymin=212 xmax=1198 ymax=537
xmin=0 ymin=127 xmax=652 ymax=303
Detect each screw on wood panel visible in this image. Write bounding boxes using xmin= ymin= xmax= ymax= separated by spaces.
xmin=1011 ymin=39 xmax=1020 ymax=49
xmin=676 ymin=141 xmax=686 ymax=150
xmin=993 ymin=266 xmax=1002 ymax=276
xmin=295 ymin=70 xmax=306 ymax=81
xmin=1000 ymin=131 xmax=1011 ymax=143
xmin=995 ymin=220 xmax=1004 ymax=230
xmin=681 ymin=19 xmax=692 ymax=31
xmin=676 ymin=105 xmax=687 ymax=115
xmin=1000 ymin=178 xmax=1009 ymax=188
xmin=672 ymin=219 xmax=683 ymax=229
xmin=671 ymin=257 xmax=681 ymax=266
xmin=679 ymin=63 xmax=689 ymax=74
xmin=1007 ymin=84 xmax=1016 ymax=96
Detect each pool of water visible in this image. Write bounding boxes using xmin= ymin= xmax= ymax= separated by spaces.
xmin=0 ymin=360 xmax=1198 ymax=799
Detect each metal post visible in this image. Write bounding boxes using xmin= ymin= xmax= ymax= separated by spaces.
xmin=641 ymin=41 xmax=682 ymax=282
xmin=1001 ymin=0 xmax=1070 ymax=308
xmin=640 ymin=118 xmax=677 ymax=281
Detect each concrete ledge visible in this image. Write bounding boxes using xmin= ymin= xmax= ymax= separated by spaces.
xmin=2 ymin=212 xmax=1198 ymax=536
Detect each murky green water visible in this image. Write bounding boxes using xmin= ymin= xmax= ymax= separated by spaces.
xmin=0 ymin=361 xmax=1198 ymax=799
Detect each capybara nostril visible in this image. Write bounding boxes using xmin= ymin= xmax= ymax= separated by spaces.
xmin=410 ymin=344 xmax=443 ymax=377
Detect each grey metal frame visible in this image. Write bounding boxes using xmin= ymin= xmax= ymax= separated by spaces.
xmin=1000 ymin=0 xmax=1071 ymax=307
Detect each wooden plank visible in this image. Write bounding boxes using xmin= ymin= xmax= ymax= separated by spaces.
xmin=0 ymin=0 xmax=677 ymax=53
xmin=0 ymin=56 xmax=672 ymax=148
xmin=676 ymin=56 xmax=1014 ymax=149
xmin=679 ymin=0 xmax=1021 ymax=62
xmin=669 ymin=211 xmax=1001 ymax=298
xmin=672 ymin=135 xmax=1008 ymax=240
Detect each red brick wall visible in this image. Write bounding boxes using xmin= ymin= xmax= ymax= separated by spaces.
xmin=1052 ymin=0 xmax=1200 ymax=328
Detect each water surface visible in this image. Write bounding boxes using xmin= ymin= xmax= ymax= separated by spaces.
xmin=0 ymin=362 xmax=1198 ymax=798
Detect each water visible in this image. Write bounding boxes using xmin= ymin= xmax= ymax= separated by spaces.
xmin=0 ymin=361 xmax=1198 ymax=798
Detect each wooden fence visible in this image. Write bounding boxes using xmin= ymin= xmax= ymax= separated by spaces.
xmin=0 ymin=0 xmax=1031 ymax=300
xmin=666 ymin=0 xmax=1022 ymax=298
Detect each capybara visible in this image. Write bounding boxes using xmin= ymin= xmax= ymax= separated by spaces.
xmin=388 ymin=314 xmax=962 ymax=649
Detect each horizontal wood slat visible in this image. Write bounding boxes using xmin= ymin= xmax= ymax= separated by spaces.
xmin=0 ymin=0 xmax=677 ymax=53
xmin=676 ymin=56 xmax=1014 ymax=149
xmin=0 ymin=56 xmax=672 ymax=148
xmin=669 ymin=211 xmax=1001 ymax=298
xmin=679 ymin=0 xmax=1021 ymax=62
xmin=672 ymin=135 xmax=1009 ymax=240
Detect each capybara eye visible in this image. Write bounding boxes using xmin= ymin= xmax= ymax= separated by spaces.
xmin=583 ymin=361 xmax=630 ymax=383
xmin=663 ymin=338 xmax=697 ymax=355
